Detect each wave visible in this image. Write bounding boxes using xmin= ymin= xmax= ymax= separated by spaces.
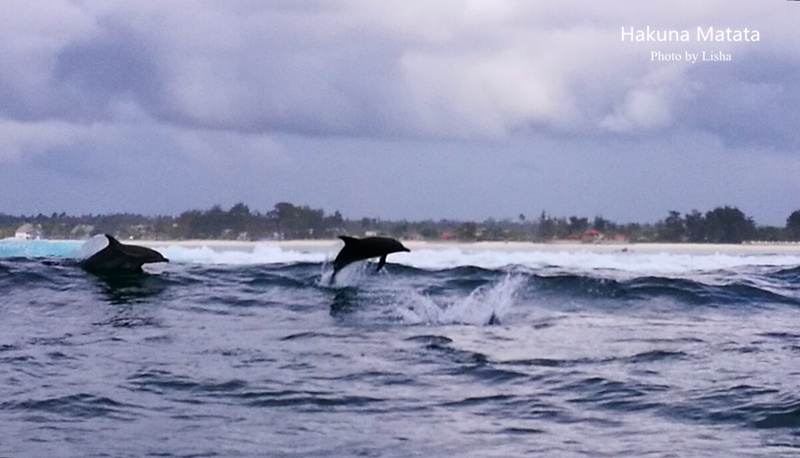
xmin=158 ymin=244 xmax=326 ymax=265
xmin=3 ymin=239 xmax=800 ymax=320
xmin=0 ymin=393 xmax=138 ymax=420
xmin=0 ymin=239 xmax=82 ymax=258
xmin=4 ymin=239 xmax=800 ymax=273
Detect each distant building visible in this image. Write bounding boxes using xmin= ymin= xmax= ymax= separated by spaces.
xmin=581 ymin=229 xmax=602 ymax=243
xmin=15 ymin=224 xmax=42 ymax=240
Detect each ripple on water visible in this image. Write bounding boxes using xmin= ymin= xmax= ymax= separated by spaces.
xmin=1 ymin=393 xmax=139 ymax=421
xmin=127 ymin=369 xmax=249 ymax=396
xmin=754 ymin=400 xmax=800 ymax=429
xmin=3 ymin=251 xmax=800 ymax=456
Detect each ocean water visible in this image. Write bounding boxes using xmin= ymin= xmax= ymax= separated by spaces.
xmin=2 ymin=239 xmax=800 ymax=457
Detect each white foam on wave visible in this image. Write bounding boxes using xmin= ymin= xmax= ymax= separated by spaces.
xmin=395 ymin=274 xmax=524 ymax=326
xmin=0 ymin=238 xmax=82 ymax=258
xmin=76 ymin=234 xmax=110 ymax=259
xmin=158 ymin=243 xmax=800 ymax=275
xmin=157 ymin=244 xmax=328 ymax=265
xmin=4 ymin=239 xmax=800 ymax=276
xmin=396 ymin=249 xmax=800 ymax=274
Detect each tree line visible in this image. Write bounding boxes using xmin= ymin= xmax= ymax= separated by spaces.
xmin=2 ymin=203 xmax=800 ymax=243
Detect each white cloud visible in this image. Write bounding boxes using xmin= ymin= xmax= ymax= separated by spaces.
xmin=2 ymin=1 xmax=798 ymax=144
xmin=0 ymin=118 xmax=92 ymax=163
xmin=600 ymin=67 xmax=693 ymax=133
xmin=2 ymin=1 xmax=800 ymax=222
xmin=0 ymin=2 xmax=96 ymax=116
xmin=167 ymin=127 xmax=291 ymax=168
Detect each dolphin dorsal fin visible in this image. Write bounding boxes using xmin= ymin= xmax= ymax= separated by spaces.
xmin=105 ymin=234 xmax=122 ymax=246
xmin=338 ymin=235 xmax=359 ymax=245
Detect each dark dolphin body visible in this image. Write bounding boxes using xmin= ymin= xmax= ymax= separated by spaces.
xmin=78 ymin=234 xmax=168 ymax=273
xmin=331 ymin=236 xmax=409 ymax=281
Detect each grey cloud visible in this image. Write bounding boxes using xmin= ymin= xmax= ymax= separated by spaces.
xmin=679 ymin=54 xmax=800 ymax=150
xmin=53 ymin=20 xmax=163 ymax=122
xmin=3 ymin=2 xmax=800 ymax=148
xmin=2 ymin=2 xmax=800 ymax=224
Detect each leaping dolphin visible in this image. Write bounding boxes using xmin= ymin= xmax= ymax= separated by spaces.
xmin=78 ymin=234 xmax=168 ymax=273
xmin=331 ymin=236 xmax=409 ymax=281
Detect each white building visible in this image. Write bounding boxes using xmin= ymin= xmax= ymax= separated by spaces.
xmin=14 ymin=223 xmax=41 ymax=240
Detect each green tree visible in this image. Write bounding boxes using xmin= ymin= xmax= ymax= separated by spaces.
xmin=227 ymin=203 xmax=253 ymax=237
xmin=175 ymin=209 xmax=203 ymax=238
xmin=703 ymin=206 xmax=755 ymax=244
xmin=593 ymin=216 xmax=610 ymax=232
xmin=267 ymin=202 xmax=326 ymax=239
xmin=754 ymin=226 xmax=785 ymax=242
xmin=787 ymin=210 xmax=800 ymax=241
xmin=456 ymin=222 xmax=478 ymax=241
xmin=537 ymin=211 xmax=555 ymax=241
xmin=659 ymin=210 xmax=685 ymax=242
xmin=685 ymin=210 xmax=706 ymax=243
xmin=567 ymin=216 xmax=588 ymax=235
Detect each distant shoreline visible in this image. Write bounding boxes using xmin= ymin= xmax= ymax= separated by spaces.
xmin=126 ymin=239 xmax=800 ymax=255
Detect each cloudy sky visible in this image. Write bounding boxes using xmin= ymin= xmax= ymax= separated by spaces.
xmin=2 ymin=1 xmax=799 ymax=225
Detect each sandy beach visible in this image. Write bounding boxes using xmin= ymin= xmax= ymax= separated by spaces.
xmin=134 ymin=239 xmax=800 ymax=255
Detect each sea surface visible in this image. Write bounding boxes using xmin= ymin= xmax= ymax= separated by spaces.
xmin=3 ymin=238 xmax=800 ymax=457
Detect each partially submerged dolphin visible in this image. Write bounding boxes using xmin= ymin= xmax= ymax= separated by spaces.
xmin=78 ymin=234 xmax=168 ymax=273
xmin=331 ymin=236 xmax=409 ymax=281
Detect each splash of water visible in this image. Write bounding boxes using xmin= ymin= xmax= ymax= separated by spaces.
xmin=318 ymin=261 xmax=374 ymax=288
xmin=396 ymin=274 xmax=524 ymax=326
